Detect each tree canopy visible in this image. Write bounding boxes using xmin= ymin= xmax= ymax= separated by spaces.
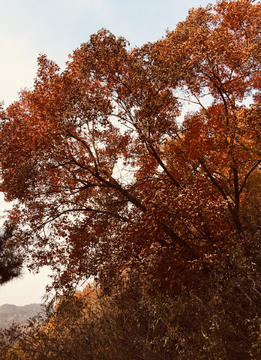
xmin=0 ymin=0 xmax=261 ymax=295
xmin=2 ymin=1 xmax=261 ymax=358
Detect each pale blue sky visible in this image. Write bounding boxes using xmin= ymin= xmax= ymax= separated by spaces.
xmin=0 ymin=0 xmax=211 ymax=305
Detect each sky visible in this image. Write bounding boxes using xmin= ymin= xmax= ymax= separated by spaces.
xmin=0 ymin=0 xmax=211 ymax=306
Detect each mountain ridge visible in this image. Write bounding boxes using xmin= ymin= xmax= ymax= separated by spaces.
xmin=0 ymin=303 xmax=42 ymax=329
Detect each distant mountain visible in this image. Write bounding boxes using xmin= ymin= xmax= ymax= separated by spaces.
xmin=0 ymin=303 xmax=42 ymax=329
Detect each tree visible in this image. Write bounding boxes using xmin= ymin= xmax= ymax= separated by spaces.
xmin=2 ymin=264 xmax=261 ymax=360
xmin=0 ymin=0 xmax=261 ymax=295
xmin=0 ymin=223 xmax=23 ymax=285
xmin=150 ymin=0 xmax=261 ymax=222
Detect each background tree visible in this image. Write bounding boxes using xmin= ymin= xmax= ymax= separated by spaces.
xmin=0 ymin=223 xmax=23 ymax=285
xmin=1 ymin=261 xmax=261 ymax=360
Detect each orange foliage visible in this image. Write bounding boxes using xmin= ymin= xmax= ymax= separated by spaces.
xmin=1 ymin=1 xmax=261 ymax=294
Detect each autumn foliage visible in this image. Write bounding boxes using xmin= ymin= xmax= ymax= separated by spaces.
xmin=1 ymin=0 xmax=261 ymax=358
xmin=1 ymin=0 xmax=261 ymax=295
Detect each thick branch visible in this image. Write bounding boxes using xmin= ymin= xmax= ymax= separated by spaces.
xmin=160 ymin=223 xmax=199 ymax=260
xmin=146 ymin=141 xmax=181 ymax=188
xmin=239 ymin=159 xmax=261 ymax=195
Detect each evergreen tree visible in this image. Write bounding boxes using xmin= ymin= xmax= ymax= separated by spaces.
xmin=0 ymin=223 xmax=23 ymax=285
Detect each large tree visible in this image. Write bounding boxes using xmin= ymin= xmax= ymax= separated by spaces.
xmin=0 ymin=0 xmax=261 ymax=293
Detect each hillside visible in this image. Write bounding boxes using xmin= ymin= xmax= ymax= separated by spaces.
xmin=0 ymin=303 xmax=42 ymax=329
